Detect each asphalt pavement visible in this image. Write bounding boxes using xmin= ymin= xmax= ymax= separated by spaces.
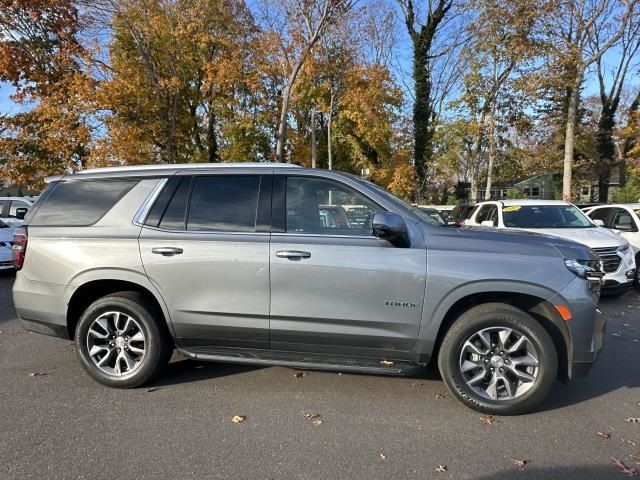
xmin=1 ymin=271 xmax=639 ymax=479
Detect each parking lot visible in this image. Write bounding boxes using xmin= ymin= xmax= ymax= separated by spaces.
xmin=1 ymin=272 xmax=639 ymax=479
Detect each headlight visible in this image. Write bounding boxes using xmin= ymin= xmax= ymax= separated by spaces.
xmin=618 ymin=242 xmax=632 ymax=254
xmin=564 ymin=259 xmax=603 ymax=278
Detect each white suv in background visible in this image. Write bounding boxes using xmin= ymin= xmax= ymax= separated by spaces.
xmin=0 ymin=197 xmax=37 ymax=229
xmin=0 ymin=220 xmax=14 ymax=271
xmin=584 ymin=204 xmax=640 ymax=288
xmin=465 ymin=200 xmax=636 ymax=295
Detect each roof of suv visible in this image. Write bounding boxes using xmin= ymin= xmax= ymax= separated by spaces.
xmin=45 ymin=162 xmax=303 ymax=183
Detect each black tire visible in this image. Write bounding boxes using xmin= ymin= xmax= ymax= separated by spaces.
xmin=75 ymin=291 xmax=173 ymax=388
xmin=634 ymin=254 xmax=640 ymax=290
xmin=438 ymin=302 xmax=557 ymax=416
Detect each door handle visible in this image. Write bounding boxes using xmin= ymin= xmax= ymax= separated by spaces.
xmin=276 ymin=250 xmax=311 ymax=260
xmin=152 ymin=247 xmax=183 ymax=256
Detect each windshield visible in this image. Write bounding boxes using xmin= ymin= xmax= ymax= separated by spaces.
xmin=503 ymin=204 xmax=594 ymax=229
xmin=419 ymin=208 xmax=446 ymax=225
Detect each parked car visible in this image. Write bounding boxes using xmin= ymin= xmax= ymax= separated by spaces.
xmin=0 ymin=220 xmax=14 ymax=271
xmin=465 ymin=200 xmax=635 ymax=295
xmin=13 ymin=164 xmax=606 ymax=415
xmin=584 ymin=204 xmax=640 ymax=288
xmin=448 ymin=203 xmax=476 ymax=226
xmin=0 ymin=196 xmax=37 ymax=229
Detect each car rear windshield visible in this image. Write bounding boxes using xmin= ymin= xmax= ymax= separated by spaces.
xmin=30 ymin=179 xmax=138 ymax=226
xmin=503 ymin=204 xmax=593 ymax=229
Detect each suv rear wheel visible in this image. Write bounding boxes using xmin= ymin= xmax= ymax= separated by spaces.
xmin=75 ymin=292 xmax=172 ymax=388
xmin=438 ymin=303 xmax=557 ymax=415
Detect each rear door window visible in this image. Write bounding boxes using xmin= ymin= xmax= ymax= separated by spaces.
xmin=187 ymin=175 xmax=261 ymax=232
xmin=30 ymin=179 xmax=138 ymax=226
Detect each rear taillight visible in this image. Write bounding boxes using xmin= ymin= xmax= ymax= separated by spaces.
xmin=12 ymin=226 xmax=27 ymax=270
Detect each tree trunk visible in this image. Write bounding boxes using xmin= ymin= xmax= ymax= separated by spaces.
xmin=412 ymin=40 xmax=433 ymax=202
xmin=470 ymin=160 xmax=477 ymax=203
xmin=484 ymin=101 xmax=497 ymax=200
xmin=206 ymin=107 xmax=218 ymax=163
xmin=311 ymin=106 xmax=317 ymax=168
xmin=562 ymin=69 xmax=584 ymax=202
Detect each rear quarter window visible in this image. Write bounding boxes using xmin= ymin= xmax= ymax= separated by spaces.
xmin=30 ymin=179 xmax=138 ymax=226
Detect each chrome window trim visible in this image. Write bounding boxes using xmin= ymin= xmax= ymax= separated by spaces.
xmin=133 ymin=178 xmax=168 ymax=226
xmin=271 ymin=232 xmax=378 ymax=240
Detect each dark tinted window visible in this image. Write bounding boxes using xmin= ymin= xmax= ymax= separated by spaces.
xmin=588 ymin=207 xmax=612 ymax=225
xmin=187 ymin=175 xmax=260 ymax=232
xmin=31 ymin=179 xmax=137 ymax=226
xmin=286 ymin=177 xmax=381 ymax=235
xmin=159 ymin=177 xmax=191 ymax=230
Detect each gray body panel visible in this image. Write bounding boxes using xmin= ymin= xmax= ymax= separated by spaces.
xmin=13 ymin=164 xmax=605 ymax=380
xmin=139 ymin=229 xmax=270 ymax=349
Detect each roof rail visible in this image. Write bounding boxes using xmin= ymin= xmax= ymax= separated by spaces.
xmin=76 ymin=162 xmax=301 ymax=175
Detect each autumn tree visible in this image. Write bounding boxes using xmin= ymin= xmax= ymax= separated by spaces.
xmin=591 ymin=16 xmax=640 ymax=201
xmin=0 ymin=0 xmax=94 ymax=187
xmin=397 ymin=0 xmax=455 ymax=201
xmin=464 ymin=0 xmax=539 ymax=202
xmin=92 ymin=0 xmax=267 ymax=165
xmin=541 ymin=0 xmax=639 ymax=201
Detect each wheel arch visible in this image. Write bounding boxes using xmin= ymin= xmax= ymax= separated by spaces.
xmin=424 ymin=285 xmax=572 ymax=382
xmin=65 ymin=272 xmax=174 ymax=340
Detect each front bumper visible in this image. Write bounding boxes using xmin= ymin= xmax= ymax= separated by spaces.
xmin=554 ymin=277 xmax=608 ymax=380
xmin=569 ymin=306 xmax=607 ymax=378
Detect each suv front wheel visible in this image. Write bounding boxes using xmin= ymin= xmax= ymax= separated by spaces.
xmin=75 ymin=292 xmax=172 ymax=388
xmin=438 ymin=303 xmax=557 ymax=415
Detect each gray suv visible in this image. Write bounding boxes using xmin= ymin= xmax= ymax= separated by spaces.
xmin=12 ymin=164 xmax=606 ymax=415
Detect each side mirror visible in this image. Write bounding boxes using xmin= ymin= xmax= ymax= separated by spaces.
xmin=592 ymin=219 xmax=605 ymax=227
xmin=15 ymin=207 xmax=28 ymax=220
xmin=480 ymin=220 xmax=495 ymax=227
xmin=372 ymin=212 xmax=410 ymax=248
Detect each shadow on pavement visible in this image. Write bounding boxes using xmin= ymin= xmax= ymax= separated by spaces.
xmin=148 ymin=358 xmax=262 ymax=387
xmin=473 ymin=464 xmax=635 ymax=479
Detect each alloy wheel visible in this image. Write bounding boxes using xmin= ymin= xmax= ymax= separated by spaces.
xmin=86 ymin=311 xmax=146 ymax=377
xmin=458 ymin=327 xmax=540 ymax=401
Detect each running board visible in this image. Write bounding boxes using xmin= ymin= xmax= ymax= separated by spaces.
xmin=176 ymin=347 xmax=423 ymax=376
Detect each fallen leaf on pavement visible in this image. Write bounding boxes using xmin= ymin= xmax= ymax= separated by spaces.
xmin=612 ymin=458 xmax=638 ymax=477
xmin=626 ymin=418 xmax=640 ymax=424
xmin=481 ymin=415 xmax=496 ymax=425
xmin=434 ymin=393 xmax=445 ymax=399
xmin=622 ymin=439 xmax=638 ymax=447
xmin=597 ymin=432 xmax=612 ymax=440
xmin=379 ymin=453 xmax=387 ymax=460
xmin=630 ymin=453 xmax=640 ymax=465
xmin=514 ymin=459 xmax=528 ymax=471
xmin=28 ymin=372 xmax=47 ymax=377
xmin=303 ymin=413 xmax=321 ymax=420
xmin=231 ymin=415 xmax=245 ymax=423
xmin=293 ymin=372 xmax=307 ymax=378
xmin=435 ymin=465 xmax=447 ymax=473
xmin=146 ymin=387 xmax=159 ymax=393
xmin=410 ymin=382 xmax=424 ymax=388
xmin=312 ymin=419 xmax=323 ymax=426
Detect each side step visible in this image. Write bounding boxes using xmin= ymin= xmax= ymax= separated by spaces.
xmin=176 ymin=347 xmax=424 ymax=376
